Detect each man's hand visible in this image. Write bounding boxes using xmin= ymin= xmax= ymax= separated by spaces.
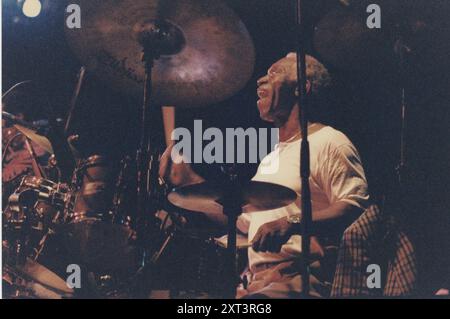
xmin=159 ymin=143 xmax=204 ymax=187
xmin=251 ymin=216 xmax=296 ymax=253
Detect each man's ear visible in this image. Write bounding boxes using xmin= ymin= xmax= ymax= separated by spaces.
xmin=286 ymin=52 xmax=297 ymax=59
xmin=306 ymin=80 xmax=312 ymax=95
xmin=294 ymin=80 xmax=311 ymax=96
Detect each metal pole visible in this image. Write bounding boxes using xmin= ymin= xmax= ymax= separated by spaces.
xmin=295 ymin=0 xmax=312 ymax=298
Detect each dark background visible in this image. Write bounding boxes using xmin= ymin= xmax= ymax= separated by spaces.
xmin=3 ymin=0 xmax=450 ymax=293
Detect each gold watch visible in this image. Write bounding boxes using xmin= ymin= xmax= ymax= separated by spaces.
xmin=287 ymin=214 xmax=302 ymax=225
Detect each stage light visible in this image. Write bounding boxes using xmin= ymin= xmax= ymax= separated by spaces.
xmin=22 ymin=0 xmax=42 ymax=18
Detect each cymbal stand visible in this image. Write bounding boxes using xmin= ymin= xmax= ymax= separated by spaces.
xmin=393 ymin=32 xmax=411 ymax=189
xmin=295 ymin=0 xmax=313 ymax=298
xmin=133 ymin=22 xmax=176 ymax=296
xmin=220 ymin=166 xmax=243 ymax=299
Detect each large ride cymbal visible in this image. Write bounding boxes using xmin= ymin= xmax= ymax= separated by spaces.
xmin=313 ymin=6 xmax=392 ymax=70
xmin=313 ymin=0 xmax=450 ymax=70
xmin=65 ymin=0 xmax=255 ymax=107
xmin=168 ymin=181 xmax=297 ymax=220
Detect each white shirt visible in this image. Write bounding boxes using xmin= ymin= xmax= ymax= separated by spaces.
xmin=237 ymin=125 xmax=369 ymax=272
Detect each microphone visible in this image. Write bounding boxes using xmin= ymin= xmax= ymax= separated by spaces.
xmin=2 ymin=111 xmax=63 ymax=130
xmin=2 ymin=111 xmax=36 ymax=129
xmin=31 ymin=119 xmax=64 ymax=128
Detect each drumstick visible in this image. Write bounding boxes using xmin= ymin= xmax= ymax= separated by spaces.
xmin=245 ymin=240 xmax=294 ymax=248
xmin=162 ymin=106 xmax=175 ymax=147
xmin=215 ymin=236 xmax=293 ymax=249
xmin=65 ymin=67 xmax=86 ymax=134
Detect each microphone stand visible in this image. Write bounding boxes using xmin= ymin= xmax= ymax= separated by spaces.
xmin=393 ymin=33 xmax=411 ymax=189
xmin=133 ymin=22 xmax=174 ymax=297
xmin=65 ymin=66 xmax=86 ymax=134
xmin=295 ymin=0 xmax=313 ymax=298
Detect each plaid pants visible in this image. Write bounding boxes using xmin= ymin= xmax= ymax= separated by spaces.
xmin=331 ymin=205 xmax=418 ymax=297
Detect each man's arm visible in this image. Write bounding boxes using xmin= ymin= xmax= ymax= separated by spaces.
xmin=306 ymin=201 xmax=363 ymax=235
xmin=253 ymin=142 xmax=369 ymax=253
xmin=251 ymin=201 xmax=363 ymax=253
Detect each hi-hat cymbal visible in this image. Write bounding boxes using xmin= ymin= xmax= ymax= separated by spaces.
xmin=14 ymin=124 xmax=54 ymax=154
xmin=65 ymin=0 xmax=255 ymax=107
xmin=168 ymin=181 xmax=297 ymax=219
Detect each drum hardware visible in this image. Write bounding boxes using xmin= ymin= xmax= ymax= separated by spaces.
xmin=2 ymin=123 xmax=58 ymax=213
xmin=42 ymin=110 xmax=76 ymax=184
xmin=6 ymin=177 xmax=70 ymax=239
xmin=18 ymin=176 xmax=71 ymax=209
xmin=63 ymin=155 xmax=139 ymax=274
xmin=5 ymin=111 xmax=75 ymax=183
xmin=3 ymin=0 xmax=291 ymax=297
xmin=3 ymin=174 xmax=75 ymax=299
xmin=4 ymin=203 xmax=33 ymax=268
xmin=110 ymin=156 xmax=135 ymax=228
xmin=168 ymin=170 xmax=297 ymax=298
xmin=64 ymin=66 xmax=86 ymax=134
xmin=133 ymin=18 xmax=173 ymax=268
xmin=294 ymin=0 xmax=315 ymax=297
xmin=2 ymin=131 xmax=24 ymax=162
xmin=60 ymin=0 xmax=255 ymax=297
xmin=23 ymin=137 xmax=47 ymax=179
xmin=221 ymin=169 xmax=248 ymax=299
xmin=2 ymin=111 xmax=40 ymax=131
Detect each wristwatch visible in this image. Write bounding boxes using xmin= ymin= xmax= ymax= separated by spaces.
xmin=287 ymin=214 xmax=302 ymax=234
xmin=287 ymin=214 xmax=302 ymax=224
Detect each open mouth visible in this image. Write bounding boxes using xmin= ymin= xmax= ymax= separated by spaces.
xmin=257 ymin=88 xmax=269 ymax=99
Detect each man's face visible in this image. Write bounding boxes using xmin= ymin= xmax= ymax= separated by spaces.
xmin=256 ymin=54 xmax=298 ymax=124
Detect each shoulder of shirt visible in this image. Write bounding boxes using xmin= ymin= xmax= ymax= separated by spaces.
xmin=277 ymin=126 xmax=354 ymax=155
xmin=310 ymin=125 xmax=354 ymax=151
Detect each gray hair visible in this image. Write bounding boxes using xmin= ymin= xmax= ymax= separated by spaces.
xmin=287 ymin=53 xmax=334 ymax=123
xmin=305 ymin=55 xmax=332 ymax=98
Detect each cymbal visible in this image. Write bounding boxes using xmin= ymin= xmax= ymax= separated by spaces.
xmin=14 ymin=124 xmax=54 ymax=154
xmin=16 ymin=258 xmax=74 ymax=295
xmin=65 ymin=0 xmax=255 ymax=107
xmin=313 ymin=7 xmax=393 ymax=70
xmin=167 ymin=181 xmax=297 ymax=219
xmin=313 ymin=1 xmax=450 ymax=70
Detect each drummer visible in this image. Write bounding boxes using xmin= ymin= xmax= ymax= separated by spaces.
xmin=160 ymin=53 xmax=370 ymax=298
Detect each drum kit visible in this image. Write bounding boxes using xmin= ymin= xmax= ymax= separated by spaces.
xmin=3 ymin=0 xmax=447 ymax=299
xmin=2 ymin=0 xmax=295 ymax=299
